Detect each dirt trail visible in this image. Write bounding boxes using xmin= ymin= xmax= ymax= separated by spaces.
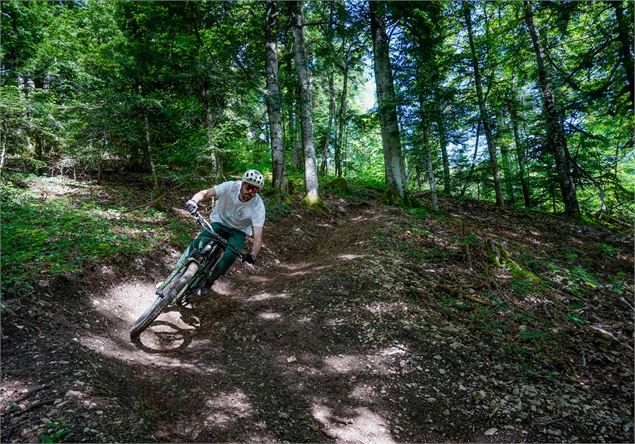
xmin=2 ymin=197 xmax=633 ymax=443
xmin=121 ymin=203 xmax=406 ymax=442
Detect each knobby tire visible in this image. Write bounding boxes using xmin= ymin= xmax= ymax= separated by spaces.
xmin=129 ymin=262 xmax=198 ymax=338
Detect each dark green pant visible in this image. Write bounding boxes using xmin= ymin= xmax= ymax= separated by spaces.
xmin=175 ymin=222 xmax=246 ymax=284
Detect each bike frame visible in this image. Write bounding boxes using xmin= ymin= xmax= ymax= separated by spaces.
xmin=155 ymin=212 xmax=245 ymax=300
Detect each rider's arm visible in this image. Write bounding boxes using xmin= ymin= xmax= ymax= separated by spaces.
xmin=251 ymin=226 xmax=263 ymax=257
xmin=190 ymin=188 xmax=216 ymax=204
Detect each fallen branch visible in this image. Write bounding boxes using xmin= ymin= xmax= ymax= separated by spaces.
xmin=619 ymin=297 xmax=635 ymax=313
xmin=12 ymin=384 xmax=52 ymax=404
xmin=590 ymin=325 xmax=633 ymax=351
xmin=121 ymin=183 xmax=185 ymax=214
xmin=463 ymin=294 xmax=490 ymax=305
xmin=9 ymin=397 xmax=57 ymax=417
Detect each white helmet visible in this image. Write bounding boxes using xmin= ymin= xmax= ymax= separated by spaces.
xmin=242 ymin=169 xmax=264 ymax=189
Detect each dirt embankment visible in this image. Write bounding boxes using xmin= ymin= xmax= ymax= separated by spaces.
xmin=1 ymin=188 xmax=633 ymax=443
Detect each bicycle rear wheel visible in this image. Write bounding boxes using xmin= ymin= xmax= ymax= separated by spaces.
xmin=130 ymin=261 xmax=198 ymax=338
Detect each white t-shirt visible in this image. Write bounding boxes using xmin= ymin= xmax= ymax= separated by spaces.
xmin=211 ymin=180 xmax=265 ymax=236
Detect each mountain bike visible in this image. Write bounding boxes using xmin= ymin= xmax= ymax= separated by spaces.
xmin=130 ymin=211 xmax=247 ymax=339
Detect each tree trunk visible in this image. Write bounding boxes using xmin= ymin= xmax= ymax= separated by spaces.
xmin=508 ymin=100 xmax=531 ymax=208
xmin=289 ymin=101 xmax=301 ymax=170
xmin=143 ymin=110 xmax=160 ymax=203
xmin=320 ymin=71 xmax=335 ymax=176
xmin=290 ymin=0 xmax=319 ymax=205
xmin=335 ymin=61 xmax=349 ymax=177
xmin=496 ymin=112 xmax=515 ymax=206
xmin=463 ymin=2 xmax=504 ymax=210
xmin=499 ymin=141 xmax=515 ymax=207
xmin=524 ymin=0 xmax=580 ymax=217
xmin=0 ymin=133 xmax=6 ymax=176
xmin=613 ymin=1 xmax=634 ymax=107
xmin=285 ymin=54 xmax=302 ymax=171
xmin=370 ymin=0 xmax=408 ymax=203
xmin=460 ymin=121 xmax=481 ymax=198
xmin=201 ymin=84 xmax=221 ymax=182
xmin=420 ymin=107 xmax=439 ymax=211
xmin=436 ymin=108 xmax=451 ymax=195
xmin=265 ymin=0 xmax=286 ymax=191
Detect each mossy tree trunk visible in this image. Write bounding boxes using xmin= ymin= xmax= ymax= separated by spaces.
xmin=370 ymin=0 xmax=408 ymax=203
xmin=265 ymin=0 xmax=286 ymax=192
xmin=290 ymin=0 xmax=320 ymax=206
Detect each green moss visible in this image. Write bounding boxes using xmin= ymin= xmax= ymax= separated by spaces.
xmin=328 ymin=177 xmax=349 ymax=194
xmin=380 ymin=189 xmax=423 ymax=208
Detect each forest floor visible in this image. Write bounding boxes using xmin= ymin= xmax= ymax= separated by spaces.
xmin=1 ymin=173 xmax=633 ymax=443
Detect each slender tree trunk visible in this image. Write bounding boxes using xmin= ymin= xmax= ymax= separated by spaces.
xmin=18 ymin=75 xmax=34 ymax=157
xmin=613 ymin=1 xmax=634 ymax=107
xmin=143 ymin=111 xmax=160 ymax=202
xmin=464 ymin=2 xmax=504 ymax=210
xmin=320 ymin=71 xmax=335 ymax=176
xmin=499 ymin=141 xmax=515 ymax=207
xmin=509 ymin=101 xmax=531 ymax=208
xmin=289 ymin=101 xmax=301 ymax=170
xmin=0 ymin=134 xmax=6 ymax=176
xmin=199 ymin=82 xmax=222 ymax=181
xmin=335 ymin=61 xmax=349 ymax=177
xmin=420 ymin=106 xmax=439 ymax=211
xmin=496 ymin=113 xmax=516 ymax=206
xmin=460 ymin=121 xmax=481 ymax=198
xmin=436 ymin=108 xmax=451 ymax=194
xmin=370 ymin=0 xmax=408 ymax=203
xmin=290 ymin=0 xmax=319 ymax=205
xmin=285 ymin=53 xmax=302 ymax=170
xmin=524 ymin=0 xmax=580 ymax=217
xmin=265 ymin=0 xmax=285 ymax=191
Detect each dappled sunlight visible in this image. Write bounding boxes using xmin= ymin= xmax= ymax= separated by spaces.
xmin=325 ymin=317 xmax=346 ymax=326
xmin=84 ymin=279 xmax=208 ymax=360
xmin=350 ymin=383 xmax=378 ymax=402
xmin=203 ymin=390 xmax=254 ymax=428
xmin=0 ymin=379 xmax=32 ymax=405
xmin=312 ymin=404 xmax=395 ymax=443
xmin=277 ymin=262 xmax=314 ymax=271
xmin=257 ymin=311 xmax=282 ymax=321
xmin=22 ymin=175 xmax=89 ymax=199
xmin=285 ymin=265 xmax=330 ymax=277
xmin=297 ymin=315 xmax=313 ymax=324
xmin=276 ymin=261 xmax=330 ymax=277
xmin=337 ymin=253 xmax=365 ymax=261
xmin=211 ymin=280 xmax=234 ymax=296
xmin=241 ymin=275 xmax=271 ymax=283
xmin=324 ymin=354 xmax=367 ymax=373
xmin=157 ymin=389 xmax=273 ymax=442
xmin=248 ymin=292 xmax=292 ymax=302
xmin=350 ymin=212 xmax=386 ymax=223
xmin=320 ymin=346 xmax=407 ymax=377
xmin=77 ymin=332 xmax=211 ymax=369
xmin=363 ymin=300 xmax=410 ymax=315
xmin=91 ymin=279 xmax=158 ymax=324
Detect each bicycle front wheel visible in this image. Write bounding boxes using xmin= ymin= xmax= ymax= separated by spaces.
xmin=130 ymin=261 xmax=198 ymax=339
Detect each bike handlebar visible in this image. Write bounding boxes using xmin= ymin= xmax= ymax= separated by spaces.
xmin=194 ymin=212 xmax=249 ymax=261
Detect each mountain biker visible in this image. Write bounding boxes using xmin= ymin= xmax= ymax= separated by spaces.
xmin=174 ymin=169 xmax=266 ymax=299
